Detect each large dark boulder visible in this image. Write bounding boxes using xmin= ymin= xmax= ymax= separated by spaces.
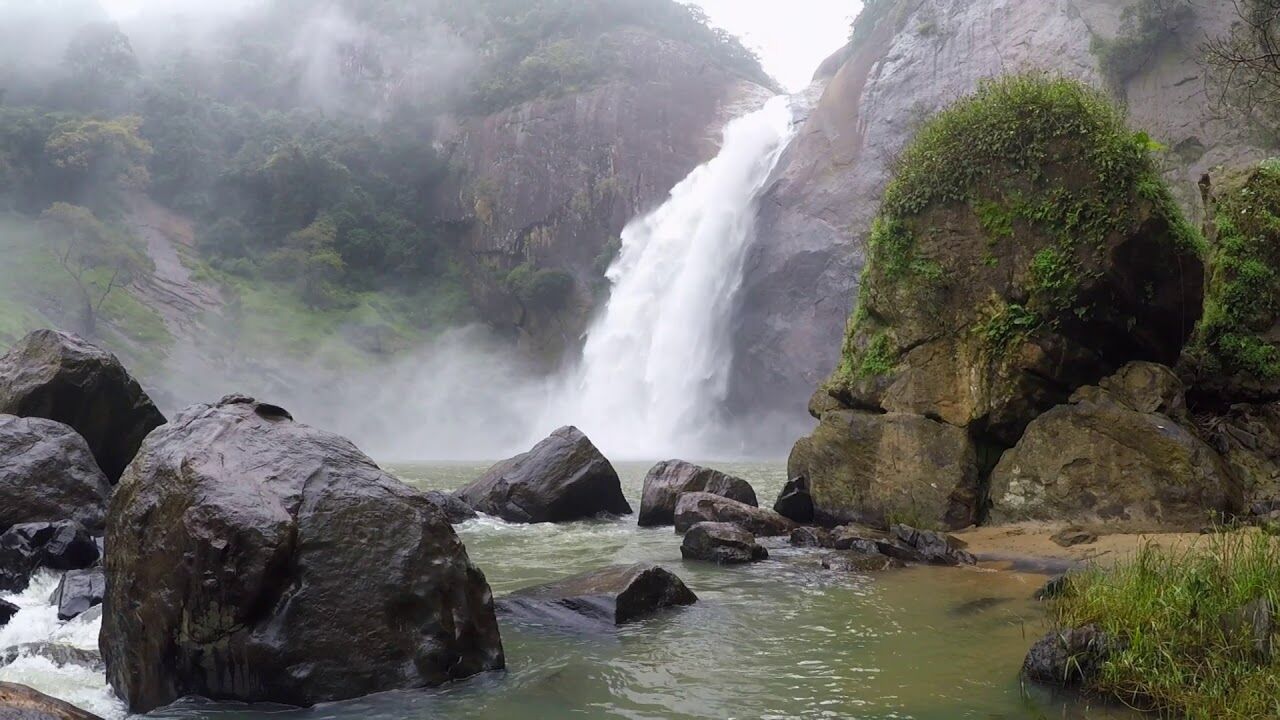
xmin=637 ymin=460 xmax=757 ymax=527
xmin=425 ymin=490 xmax=478 ymax=524
xmin=455 ymin=426 xmax=631 ymax=523
xmin=50 ymin=568 xmax=104 ymax=621
xmin=680 ymin=522 xmax=768 ymax=564
xmin=496 ymin=563 xmax=696 ymax=629
xmin=0 ymin=521 xmax=99 ymax=593
xmin=0 ymin=599 xmax=17 ymax=627
xmin=0 ymin=682 xmax=103 ymax=720
xmin=0 ymin=415 xmax=111 ymax=534
xmin=673 ymin=492 xmax=797 ymax=537
xmin=101 ymin=395 xmax=504 ymax=713
xmin=772 ymin=476 xmax=814 ymax=524
xmin=0 ymin=330 xmax=165 ymax=482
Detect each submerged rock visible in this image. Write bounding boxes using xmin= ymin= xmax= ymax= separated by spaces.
xmin=455 ymin=426 xmax=631 ymax=523
xmin=0 ymin=681 xmax=103 ymax=720
xmin=819 ymin=551 xmax=904 ymax=573
xmin=638 ymin=460 xmax=757 ymax=527
xmin=0 ymin=415 xmax=112 ymax=534
xmin=772 ymin=475 xmax=814 ymax=524
xmin=0 ymin=330 xmax=165 ymax=482
xmin=680 ymin=522 xmax=768 ymax=564
xmin=49 ymin=568 xmax=104 ymax=621
xmin=497 ymin=563 xmax=697 ymax=629
xmin=1023 ymin=625 xmax=1117 ymax=687
xmin=673 ymin=492 xmax=796 ymax=537
xmin=0 ymin=521 xmax=99 ymax=594
xmin=102 ymin=395 xmax=504 ymax=713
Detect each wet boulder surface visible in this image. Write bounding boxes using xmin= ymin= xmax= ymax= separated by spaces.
xmin=49 ymin=568 xmax=104 ymax=621
xmin=0 ymin=521 xmax=99 ymax=594
xmin=456 ymin=426 xmax=631 ymax=523
xmin=638 ymin=460 xmax=758 ymax=526
xmin=101 ymin=395 xmax=504 ymax=713
xmin=772 ymin=475 xmax=814 ymax=524
xmin=680 ymin=522 xmax=768 ymax=564
xmin=1023 ymin=625 xmax=1118 ymax=687
xmin=497 ymin=563 xmax=697 ymax=630
xmin=0 ymin=330 xmax=165 ymax=482
xmin=788 ymin=523 xmax=975 ymax=567
xmin=0 ymin=415 xmax=111 ymax=534
xmin=0 ymin=682 xmax=103 ymax=720
xmin=673 ymin=492 xmax=797 ymax=537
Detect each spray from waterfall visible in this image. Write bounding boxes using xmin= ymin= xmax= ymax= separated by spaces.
xmin=539 ymin=95 xmax=797 ymax=460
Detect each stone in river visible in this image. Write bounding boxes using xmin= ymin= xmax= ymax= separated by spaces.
xmin=680 ymin=522 xmax=768 ymax=564
xmin=0 ymin=681 xmax=103 ymax=719
xmin=0 ymin=415 xmax=112 ymax=534
xmin=497 ymin=563 xmax=697 ymax=629
xmin=638 ymin=460 xmax=758 ymax=526
xmin=0 ymin=520 xmax=99 ymax=594
xmin=49 ymin=568 xmax=104 ymax=621
xmin=673 ymin=492 xmax=796 ymax=536
xmin=772 ymin=475 xmax=814 ymax=524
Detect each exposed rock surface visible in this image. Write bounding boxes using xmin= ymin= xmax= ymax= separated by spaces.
xmin=50 ymin=568 xmax=104 ymax=621
xmin=0 ymin=416 xmax=111 ymax=534
xmin=102 ymin=395 xmax=504 ymax=713
xmin=0 ymin=599 xmax=16 ymax=627
xmin=638 ymin=460 xmax=758 ymax=527
xmin=0 ymin=330 xmax=165 ymax=482
xmin=455 ymin=426 xmax=631 ymax=523
xmin=788 ymin=522 xmax=974 ymax=567
xmin=680 ymin=522 xmax=768 ymax=564
xmin=772 ymin=475 xmax=814 ymax=524
xmin=673 ymin=492 xmax=796 ymax=537
xmin=425 ymin=490 xmax=479 ymax=524
xmin=990 ymin=365 xmax=1239 ymax=530
xmin=1023 ymin=625 xmax=1117 ymax=687
xmin=0 ymin=644 xmax=103 ymax=672
xmin=0 ymin=521 xmax=98 ymax=594
xmin=788 ymin=410 xmax=980 ymax=530
xmin=496 ymin=563 xmax=697 ymax=629
xmin=0 ymin=682 xmax=103 ymax=720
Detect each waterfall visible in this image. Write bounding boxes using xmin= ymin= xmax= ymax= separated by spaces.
xmin=544 ymin=95 xmax=797 ymax=460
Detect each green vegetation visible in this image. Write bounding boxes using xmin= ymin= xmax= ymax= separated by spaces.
xmin=832 ymin=74 xmax=1200 ymax=390
xmin=1206 ymin=0 xmax=1280 ymax=145
xmin=1189 ymin=161 xmax=1280 ymax=382
xmin=856 ymin=332 xmax=895 ymax=378
xmin=1050 ymin=534 xmax=1280 ymax=719
xmin=849 ymin=0 xmax=907 ymax=48
xmin=1089 ymin=0 xmax=1192 ymax=95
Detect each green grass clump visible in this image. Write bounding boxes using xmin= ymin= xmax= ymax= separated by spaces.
xmin=1050 ymin=534 xmax=1280 ymax=719
xmin=1190 ymin=161 xmax=1280 ymax=382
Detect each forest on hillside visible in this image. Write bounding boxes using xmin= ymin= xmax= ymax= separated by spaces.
xmin=0 ymin=0 xmax=768 ymax=361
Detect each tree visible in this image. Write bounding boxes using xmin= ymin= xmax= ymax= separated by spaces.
xmin=58 ymin=21 xmax=140 ymax=112
xmin=1206 ymin=0 xmax=1280 ymax=141
xmin=43 ymin=115 xmax=152 ymax=206
xmin=266 ymin=216 xmax=348 ymax=309
xmin=40 ymin=202 xmax=146 ymax=335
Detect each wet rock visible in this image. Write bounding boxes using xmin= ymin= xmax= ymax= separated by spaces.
xmin=0 ymin=330 xmax=165 ymax=482
xmin=0 ymin=643 xmax=104 ymax=672
xmin=1221 ymin=597 xmax=1275 ymax=662
xmin=1023 ymin=625 xmax=1117 ymax=687
xmin=101 ymin=395 xmax=504 ymax=713
xmin=819 ymin=551 xmax=904 ymax=573
xmin=789 ymin=526 xmax=834 ymax=548
xmin=1051 ymin=528 xmax=1098 ymax=548
xmin=0 ymin=681 xmax=103 ymax=719
xmin=638 ymin=460 xmax=757 ymax=527
xmin=0 ymin=415 xmax=112 ymax=534
xmin=497 ymin=563 xmax=697 ymax=629
xmin=425 ymin=490 xmax=478 ymax=524
xmin=0 ymin=521 xmax=99 ymax=593
xmin=1035 ymin=574 xmax=1071 ymax=601
xmin=772 ymin=475 xmax=814 ymax=524
xmin=890 ymin=525 xmax=976 ymax=566
xmin=680 ymin=522 xmax=767 ymax=564
xmin=455 ymin=426 xmax=631 ymax=523
xmin=673 ymin=492 xmax=797 ymax=537
xmin=0 ymin=599 xmax=16 ymax=627
xmin=49 ymin=568 xmax=104 ymax=621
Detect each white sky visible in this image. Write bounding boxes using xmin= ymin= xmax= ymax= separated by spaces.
xmin=99 ymin=0 xmax=858 ymax=92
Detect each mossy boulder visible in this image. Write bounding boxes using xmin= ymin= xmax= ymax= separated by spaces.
xmin=824 ymin=75 xmax=1204 ymax=445
xmin=1183 ymin=162 xmax=1280 ymax=403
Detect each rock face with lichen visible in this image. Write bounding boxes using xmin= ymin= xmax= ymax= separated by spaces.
xmin=790 ymin=76 xmax=1206 ymax=529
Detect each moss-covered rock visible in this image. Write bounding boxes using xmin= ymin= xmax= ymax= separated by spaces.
xmin=1183 ymin=162 xmax=1280 ymax=403
xmin=824 ymin=75 xmax=1204 ymax=445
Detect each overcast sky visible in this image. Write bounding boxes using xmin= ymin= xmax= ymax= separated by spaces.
xmin=99 ymin=0 xmax=858 ymax=92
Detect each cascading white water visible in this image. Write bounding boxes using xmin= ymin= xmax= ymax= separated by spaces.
xmin=545 ymin=95 xmax=796 ymax=459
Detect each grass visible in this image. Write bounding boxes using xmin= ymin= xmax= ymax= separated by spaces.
xmin=1050 ymin=533 xmax=1280 ymax=719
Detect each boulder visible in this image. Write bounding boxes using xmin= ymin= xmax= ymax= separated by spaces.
xmin=819 ymin=551 xmax=904 ymax=573
xmin=788 ymin=410 xmax=981 ymax=530
xmin=0 ymin=599 xmax=17 ymax=627
xmin=788 ymin=526 xmax=833 ymax=548
xmin=1221 ymin=598 xmax=1275 ymax=662
xmin=0 ymin=682 xmax=103 ymax=720
xmin=680 ymin=522 xmax=768 ymax=564
xmin=772 ymin=475 xmax=814 ymax=524
xmin=889 ymin=525 xmax=976 ymax=566
xmin=425 ymin=490 xmax=478 ymax=523
xmin=0 ymin=330 xmax=165 ymax=482
xmin=673 ymin=492 xmax=796 ymax=537
xmin=496 ymin=563 xmax=696 ymax=629
xmin=1023 ymin=625 xmax=1117 ymax=687
xmin=101 ymin=395 xmax=504 ymax=713
xmin=0 ymin=521 xmax=99 ymax=593
xmin=50 ymin=568 xmax=104 ymax=621
xmin=0 ymin=644 xmax=103 ymax=672
xmin=990 ymin=372 xmax=1240 ymax=530
xmin=455 ymin=426 xmax=631 ymax=523
xmin=637 ymin=460 xmax=757 ymax=527
xmin=0 ymin=415 xmax=111 ymax=534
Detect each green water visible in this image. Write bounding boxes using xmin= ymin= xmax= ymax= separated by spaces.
xmin=148 ymin=461 xmax=1136 ymax=720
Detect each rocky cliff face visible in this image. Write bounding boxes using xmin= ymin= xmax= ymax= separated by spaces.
xmin=732 ymin=0 xmax=1262 ymax=420
xmin=437 ymin=28 xmax=773 ymax=363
